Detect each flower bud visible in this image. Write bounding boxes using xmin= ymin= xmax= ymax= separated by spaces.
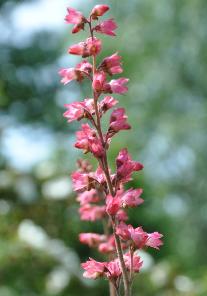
xmin=90 ymin=5 xmax=109 ymax=20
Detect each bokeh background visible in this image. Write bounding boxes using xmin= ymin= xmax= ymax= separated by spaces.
xmin=0 ymin=0 xmax=207 ymax=295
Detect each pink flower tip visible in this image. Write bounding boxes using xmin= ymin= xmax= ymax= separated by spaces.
xmin=65 ymin=8 xmax=83 ymax=24
xmin=65 ymin=7 xmax=85 ymax=33
xmin=90 ymin=5 xmax=110 ymax=19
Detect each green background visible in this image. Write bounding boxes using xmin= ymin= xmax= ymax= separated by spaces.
xmin=0 ymin=0 xmax=207 ymax=295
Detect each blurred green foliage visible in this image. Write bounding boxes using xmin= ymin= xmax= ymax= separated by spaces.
xmin=0 ymin=0 xmax=207 ymax=295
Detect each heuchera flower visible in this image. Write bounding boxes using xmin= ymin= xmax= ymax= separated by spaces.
xmin=65 ymin=8 xmax=83 ymax=24
xmin=98 ymin=235 xmax=116 ymax=253
xmin=108 ymin=108 xmax=131 ymax=133
xmin=116 ymin=223 xmax=163 ymax=250
xmin=116 ymin=209 xmax=128 ymax=221
xmin=95 ymin=19 xmax=117 ymax=36
xmin=79 ymin=204 xmax=106 ymax=221
xmin=63 ymin=99 xmax=94 ymax=123
xmin=99 ymin=52 xmax=123 ymax=75
xmin=86 ymin=37 xmax=102 ymax=56
xmin=79 ymin=233 xmax=106 ymax=247
xmin=77 ymin=189 xmax=100 ymax=205
xmin=63 ymin=102 xmax=85 ymax=122
xmin=92 ymin=166 xmax=106 ymax=185
xmin=105 ymin=260 xmax=122 ymax=279
xmin=77 ymin=60 xmax=93 ymax=73
xmin=146 ymin=232 xmax=163 ymax=250
xmin=92 ymin=71 xmax=106 ymax=92
xmin=90 ymin=5 xmax=109 ymax=20
xmin=116 ymin=221 xmax=131 ymax=241
xmin=127 ymin=225 xmax=148 ymax=249
xmin=68 ymin=42 xmax=85 ymax=56
xmin=124 ymin=253 xmax=143 ymax=272
xmin=106 ymin=194 xmax=120 ymax=216
xmin=59 ymin=68 xmax=77 ymax=85
xmin=60 ymin=60 xmax=92 ymax=84
xmin=82 ymin=258 xmax=106 ymax=279
xmin=116 ymin=222 xmax=148 ymax=249
xmin=59 ymin=60 xmax=92 ymax=85
xmin=75 ymin=123 xmax=104 ymax=157
xmin=92 ymin=72 xmax=129 ymax=95
xmin=99 ymin=96 xmax=118 ymax=114
xmin=69 ymin=37 xmax=102 ymax=57
xmin=116 ymin=148 xmax=144 ymax=183
xmin=61 ymin=3 xmax=163 ymax=292
xmin=71 ymin=171 xmax=89 ymax=192
xmin=121 ymin=188 xmax=144 ymax=208
xmin=109 ymin=78 xmax=129 ymax=94
xmin=65 ymin=7 xmax=86 ymax=33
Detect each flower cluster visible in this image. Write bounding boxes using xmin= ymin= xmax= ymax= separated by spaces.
xmin=60 ymin=4 xmax=163 ymax=296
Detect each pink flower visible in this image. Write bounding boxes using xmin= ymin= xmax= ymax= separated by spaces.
xmin=81 ymin=258 xmax=106 ymax=279
xmin=63 ymin=101 xmax=84 ymax=122
xmin=92 ymin=75 xmax=128 ymax=95
xmin=106 ymin=194 xmax=120 ymax=216
xmin=77 ymin=166 xmax=106 ymax=191
xmin=65 ymin=8 xmax=84 ymax=24
xmin=116 ymin=221 xmax=131 ymax=241
xmin=128 ymin=225 xmax=148 ymax=249
xmin=82 ymin=98 xmax=95 ymax=115
xmin=95 ymin=19 xmax=117 ymax=36
xmin=89 ymin=139 xmax=104 ymax=157
xmin=116 ymin=222 xmax=148 ymax=249
xmin=71 ymin=171 xmax=89 ymax=192
xmin=124 ymin=252 xmax=143 ymax=273
xmin=92 ymin=72 xmax=129 ymax=95
xmin=68 ymin=42 xmax=85 ymax=56
xmin=77 ymin=189 xmax=100 ymax=205
xmin=91 ymin=166 xmax=106 ymax=185
xmin=79 ymin=204 xmax=106 ymax=221
xmin=100 ymin=96 xmax=118 ymax=114
xmin=58 ymin=68 xmax=77 ymax=85
xmin=59 ymin=61 xmax=92 ymax=85
xmin=60 ymin=4 xmax=164 ymax=288
xmin=100 ymin=52 xmax=123 ymax=75
xmin=75 ymin=124 xmax=93 ymax=152
xmin=92 ymin=71 xmax=106 ymax=92
xmin=63 ymin=99 xmax=94 ymax=123
xmin=65 ymin=8 xmax=86 ymax=33
xmin=116 ymin=209 xmax=128 ymax=221
xmin=116 ymin=148 xmax=143 ymax=183
xmin=90 ymin=5 xmax=109 ymax=20
xmin=98 ymin=235 xmax=116 ymax=253
xmin=108 ymin=108 xmax=131 ymax=133
xmin=75 ymin=124 xmax=104 ymax=157
xmin=121 ymin=188 xmax=144 ymax=208
xmin=86 ymin=37 xmax=102 ymax=56
xmin=72 ymin=165 xmax=105 ymax=193
xmin=109 ymin=78 xmax=129 ymax=94
xmin=76 ymin=60 xmax=93 ymax=73
xmin=105 ymin=260 xmax=121 ymax=279
xmin=146 ymin=232 xmax=163 ymax=250
xmin=69 ymin=37 xmax=102 ymax=57
xmin=79 ymin=233 xmax=106 ymax=247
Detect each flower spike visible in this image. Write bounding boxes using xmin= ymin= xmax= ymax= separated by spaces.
xmin=60 ymin=4 xmax=163 ymax=296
